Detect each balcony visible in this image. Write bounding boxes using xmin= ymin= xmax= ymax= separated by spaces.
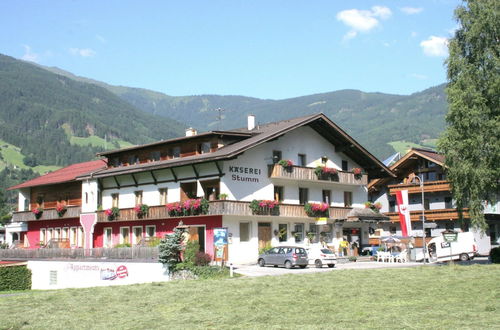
xmin=388 ymin=180 xmax=451 ymax=195
xmin=268 ymin=164 xmax=368 ymax=185
xmin=10 ymin=206 xmax=82 ymax=222
xmin=96 ymin=201 xmax=353 ymax=223
xmin=384 ymin=208 xmax=469 ymax=222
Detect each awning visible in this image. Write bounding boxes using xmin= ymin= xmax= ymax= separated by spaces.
xmin=346 ymin=207 xmax=390 ymax=222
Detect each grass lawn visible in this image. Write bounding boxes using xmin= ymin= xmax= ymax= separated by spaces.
xmin=1 ymin=265 xmax=499 ymax=329
xmin=0 ymin=139 xmax=60 ymax=174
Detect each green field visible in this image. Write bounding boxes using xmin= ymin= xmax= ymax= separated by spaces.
xmin=0 ymin=140 xmax=60 ymax=174
xmin=1 ymin=265 xmax=498 ymax=329
xmin=388 ymin=140 xmax=439 ymax=156
xmin=69 ymin=135 xmax=134 ymax=149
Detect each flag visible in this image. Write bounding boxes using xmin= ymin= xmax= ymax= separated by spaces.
xmin=395 ymin=190 xmax=412 ymax=237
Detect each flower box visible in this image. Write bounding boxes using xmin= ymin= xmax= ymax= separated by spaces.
xmin=304 ymin=202 xmax=329 ymax=218
xmin=104 ymin=207 xmax=120 ymax=221
xmin=352 ymin=168 xmax=363 ymax=179
xmin=278 ymin=160 xmax=294 ymax=172
xmin=364 ymin=201 xmax=382 ymax=213
xmin=32 ymin=207 xmax=43 ymax=219
xmin=166 ymin=199 xmax=209 ymax=217
xmin=314 ymin=166 xmax=339 ymax=181
xmin=134 ymin=204 xmax=149 ymax=218
xmin=249 ymin=199 xmax=280 ymax=215
xmin=55 ymin=205 xmax=67 ymax=217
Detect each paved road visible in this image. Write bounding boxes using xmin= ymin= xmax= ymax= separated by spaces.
xmin=232 ymin=260 xmax=422 ymax=277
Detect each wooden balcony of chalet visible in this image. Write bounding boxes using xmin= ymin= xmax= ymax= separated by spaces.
xmin=388 ymin=180 xmax=451 ymax=195
xmin=268 ymin=164 xmax=368 ymax=185
xmin=96 ymin=200 xmax=353 ymax=223
xmin=10 ymin=205 xmax=82 ymax=222
xmin=384 ymin=208 xmax=469 ymax=222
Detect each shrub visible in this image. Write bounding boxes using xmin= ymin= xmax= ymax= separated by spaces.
xmin=183 ymin=240 xmax=200 ymax=265
xmin=114 ymin=243 xmax=131 ymax=248
xmin=490 ymin=247 xmax=500 ymax=263
xmin=195 ymin=252 xmax=212 ymax=266
xmin=0 ymin=265 xmax=32 ymax=291
xmin=158 ymin=227 xmax=186 ymax=271
xmin=258 ymin=242 xmax=273 ymax=255
xmin=175 ymin=263 xmax=230 ymax=279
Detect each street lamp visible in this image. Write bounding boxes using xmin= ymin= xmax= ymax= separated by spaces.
xmin=411 ymin=175 xmax=426 ymax=264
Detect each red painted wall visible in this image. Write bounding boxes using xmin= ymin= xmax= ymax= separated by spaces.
xmin=93 ymin=215 xmax=222 ymax=258
xmin=27 ymin=218 xmax=81 ymax=249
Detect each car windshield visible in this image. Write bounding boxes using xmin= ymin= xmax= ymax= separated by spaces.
xmin=320 ymin=249 xmax=334 ymax=254
xmin=295 ymin=248 xmax=306 ymax=254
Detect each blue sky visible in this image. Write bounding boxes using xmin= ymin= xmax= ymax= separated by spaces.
xmin=0 ymin=0 xmax=460 ymax=99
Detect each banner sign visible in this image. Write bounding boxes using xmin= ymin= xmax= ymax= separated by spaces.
xmin=396 ymin=190 xmax=412 ymax=237
xmin=213 ymin=227 xmax=228 ymax=262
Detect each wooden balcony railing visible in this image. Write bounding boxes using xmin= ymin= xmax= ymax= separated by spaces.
xmin=96 ymin=201 xmax=353 ymax=223
xmin=10 ymin=206 xmax=82 ymax=222
xmin=268 ymin=164 xmax=368 ymax=185
xmin=384 ymin=208 xmax=469 ymax=222
xmin=388 ymin=180 xmax=451 ymax=195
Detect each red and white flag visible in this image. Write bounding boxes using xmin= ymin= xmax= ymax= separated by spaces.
xmin=395 ymin=190 xmax=412 ymax=237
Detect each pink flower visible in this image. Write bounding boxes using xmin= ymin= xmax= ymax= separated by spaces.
xmin=352 ymin=168 xmax=362 ymax=175
xmin=104 ymin=209 xmax=113 ymax=216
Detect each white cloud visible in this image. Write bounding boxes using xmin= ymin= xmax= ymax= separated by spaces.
xmin=69 ymin=48 xmax=96 ymax=57
xmin=410 ymin=73 xmax=428 ymax=80
xmin=401 ymin=7 xmax=423 ymax=15
xmin=337 ymin=6 xmax=392 ymax=40
xmin=21 ymin=45 xmax=39 ymax=62
xmin=420 ymin=36 xmax=448 ymax=57
xmin=96 ymin=35 xmax=106 ymax=43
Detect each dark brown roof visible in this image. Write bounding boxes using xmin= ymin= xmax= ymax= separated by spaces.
xmin=81 ymin=113 xmax=394 ymax=180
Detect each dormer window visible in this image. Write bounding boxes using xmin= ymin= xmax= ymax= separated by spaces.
xmin=111 ymin=157 xmax=121 ymax=167
xmin=200 ymin=142 xmax=211 ymax=154
xmin=272 ymin=150 xmax=282 ymax=164
xmin=172 ymin=147 xmax=181 ymax=158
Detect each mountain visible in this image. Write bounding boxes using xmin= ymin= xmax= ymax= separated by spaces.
xmin=44 ymin=65 xmax=447 ymax=160
xmin=0 ymin=54 xmax=185 ymax=170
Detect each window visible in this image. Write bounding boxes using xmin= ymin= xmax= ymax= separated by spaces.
xmin=322 ymin=190 xmax=331 ymax=205
xmin=47 ymin=229 xmax=53 ymax=242
xmin=145 ymin=225 xmax=156 ymax=238
xmin=278 ymin=223 xmax=288 ymax=242
xmin=239 ymin=222 xmax=250 ymax=242
xmin=272 ymin=150 xmax=282 ymax=164
xmin=344 ymin=191 xmax=352 ymax=207
xmin=132 ymin=226 xmax=143 ymax=245
xmin=172 ymin=146 xmax=181 ymax=158
xmin=40 ymin=228 xmax=46 ymax=245
xmin=342 ymin=160 xmax=348 ymax=171
xmin=85 ymin=192 xmax=88 ymax=204
xmin=103 ymin=227 xmax=113 ymax=248
xmin=424 ymin=199 xmax=430 ymax=210
xmin=445 ymin=197 xmax=453 ymax=209
xmin=120 ymin=227 xmax=130 ymax=245
xmin=62 ymin=227 xmax=69 ymax=240
xmin=159 ymin=188 xmax=168 ymax=205
xmin=308 ymin=223 xmax=319 ymax=243
xmin=390 ymin=226 xmax=397 ymax=234
xmin=298 ymin=154 xmax=306 ymax=166
xmin=111 ymin=157 xmax=121 ymax=167
xmin=112 ymin=193 xmax=119 ymax=208
xmin=70 ymin=227 xmax=77 ymax=246
xmin=128 ymin=155 xmax=139 ymax=165
xmin=36 ymin=194 xmax=45 ymax=208
xmin=293 ymin=223 xmax=304 ymax=243
xmin=135 ymin=191 xmax=143 ymax=205
xmin=78 ymin=227 xmax=84 ymax=247
xmin=150 ymin=151 xmax=161 ymax=161
xmin=299 ymin=188 xmax=309 ymax=205
xmin=24 ymin=199 xmax=29 ymax=211
xmin=274 ymin=186 xmax=284 ymax=202
xmin=200 ymin=142 xmax=211 ymax=154
xmin=54 ymin=228 xmax=61 ymax=240
xmin=389 ymin=200 xmax=396 ymax=212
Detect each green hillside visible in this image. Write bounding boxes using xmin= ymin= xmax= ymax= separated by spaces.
xmin=0 ymin=54 xmax=185 ymax=169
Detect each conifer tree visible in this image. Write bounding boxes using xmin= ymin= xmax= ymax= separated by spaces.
xmin=438 ymin=0 xmax=500 ymax=230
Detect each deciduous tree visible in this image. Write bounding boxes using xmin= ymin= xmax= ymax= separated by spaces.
xmin=438 ymin=0 xmax=500 ymax=230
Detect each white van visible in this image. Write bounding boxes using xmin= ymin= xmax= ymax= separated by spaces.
xmin=427 ymin=232 xmax=478 ymax=262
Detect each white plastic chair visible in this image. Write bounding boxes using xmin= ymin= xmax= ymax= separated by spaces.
xmin=395 ymin=250 xmax=408 ymax=263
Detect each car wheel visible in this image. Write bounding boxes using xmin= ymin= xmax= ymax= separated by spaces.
xmin=299 ymin=265 xmax=307 ymax=269
xmin=315 ymin=259 xmax=322 ymax=268
xmin=285 ymin=260 xmax=293 ymax=269
xmin=459 ymin=253 xmax=469 ymax=261
xmin=327 ymin=264 xmax=335 ymax=268
xmin=258 ymin=258 xmax=265 ymax=267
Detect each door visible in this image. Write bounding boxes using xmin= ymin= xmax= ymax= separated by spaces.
xmin=258 ymin=222 xmax=272 ymax=250
xmin=180 ymin=182 xmax=198 ymax=202
xmin=188 ymin=226 xmax=206 ymax=252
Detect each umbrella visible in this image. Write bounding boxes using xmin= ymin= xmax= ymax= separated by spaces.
xmin=382 ymin=236 xmax=401 ymax=243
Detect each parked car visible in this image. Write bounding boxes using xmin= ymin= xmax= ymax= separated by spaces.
xmin=307 ymin=248 xmax=337 ymax=268
xmin=426 ymin=232 xmax=477 ymax=262
xmin=258 ymin=246 xmax=308 ymax=269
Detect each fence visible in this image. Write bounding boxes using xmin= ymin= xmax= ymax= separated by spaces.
xmin=0 ymin=247 xmax=159 ymax=261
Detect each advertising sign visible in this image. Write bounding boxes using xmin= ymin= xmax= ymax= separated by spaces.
xmin=213 ymin=227 xmax=228 ymax=262
xmin=442 ymin=230 xmax=458 ymax=242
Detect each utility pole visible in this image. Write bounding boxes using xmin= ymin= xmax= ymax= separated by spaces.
xmin=215 ymin=108 xmax=224 ymax=130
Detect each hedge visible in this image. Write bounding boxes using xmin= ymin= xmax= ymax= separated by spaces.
xmin=490 ymin=247 xmax=500 ymax=264
xmin=0 ymin=265 xmax=32 ymax=291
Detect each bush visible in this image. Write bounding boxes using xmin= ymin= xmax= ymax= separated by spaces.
xmin=0 ymin=265 xmax=32 ymax=291
xmin=114 ymin=243 xmax=131 ymax=248
xmin=195 ymin=251 xmax=212 ymax=266
xmin=490 ymin=247 xmax=500 ymax=263
xmin=174 ymin=263 xmax=230 ymax=280
xmin=183 ymin=240 xmax=200 ymax=265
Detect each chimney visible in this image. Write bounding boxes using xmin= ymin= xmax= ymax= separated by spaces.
xmin=247 ymin=115 xmax=256 ymax=131
xmin=185 ymin=127 xmax=197 ymax=137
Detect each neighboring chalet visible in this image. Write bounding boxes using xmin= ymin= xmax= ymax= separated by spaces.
xmin=6 ymin=113 xmax=394 ymax=264
xmin=369 ymin=148 xmax=498 ymax=254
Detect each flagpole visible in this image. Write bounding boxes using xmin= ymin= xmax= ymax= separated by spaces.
xmin=413 ymin=176 xmax=426 ymax=265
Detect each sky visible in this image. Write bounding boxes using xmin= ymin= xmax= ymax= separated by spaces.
xmin=0 ymin=0 xmax=461 ymax=100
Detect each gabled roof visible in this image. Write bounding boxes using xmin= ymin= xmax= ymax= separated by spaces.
xmin=368 ymin=148 xmax=444 ymax=191
xmin=81 ymin=113 xmax=394 ymax=180
xmin=8 ymin=159 xmax=106 ymax=190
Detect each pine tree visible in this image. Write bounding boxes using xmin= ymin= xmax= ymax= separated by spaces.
xmin=438 ymin=0 xmax=500 ymax=230
xmin=158 ymin=227 xmax=186 ymax=272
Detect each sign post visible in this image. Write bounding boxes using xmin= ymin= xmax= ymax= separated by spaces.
xmin=213 ymin=227 xmax=228 ymax=266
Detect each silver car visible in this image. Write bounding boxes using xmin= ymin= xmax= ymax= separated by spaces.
xmin=258 ymin=246 xmax=308 ymax=269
